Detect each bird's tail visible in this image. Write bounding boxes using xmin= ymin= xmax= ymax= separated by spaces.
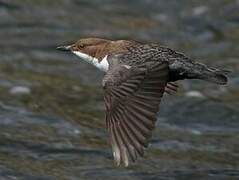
xmin=186 ymin=62 xmax=230 ymax=85
xmin=170 ymin=61 xmax=230 ymax=85
xmin=200 ymin=68 xmax=230 ymax=85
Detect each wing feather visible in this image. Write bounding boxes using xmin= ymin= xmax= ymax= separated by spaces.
xmin=103 ymin=61 xmax=169 ymax=166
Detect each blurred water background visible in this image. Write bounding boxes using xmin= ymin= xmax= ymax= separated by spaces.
xmin=0 ymin=0 xmax=239 ymax=179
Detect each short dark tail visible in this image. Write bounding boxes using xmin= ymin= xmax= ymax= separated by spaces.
xmin=187 ymin=62 xmax=230 ymax=85
xmin=169 ymin=61 xmax=230 ymax=85
xmin=201 ymin=69 xmax=228 ymax=85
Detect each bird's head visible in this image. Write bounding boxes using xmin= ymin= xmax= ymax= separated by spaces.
xmin=57 ymin=37 xmax=136 ymax=62
xmin=57 ymin=38 xmax=113 ymax=60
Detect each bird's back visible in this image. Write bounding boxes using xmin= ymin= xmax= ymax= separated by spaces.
xmin=114 ymin=43 xmax=229 ymax=84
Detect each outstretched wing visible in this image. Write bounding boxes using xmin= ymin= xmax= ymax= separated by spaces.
xmin=103 ymin=61 xmax=169 ymax=166
xmin=165 ymin=82 xmax=179 ymax=95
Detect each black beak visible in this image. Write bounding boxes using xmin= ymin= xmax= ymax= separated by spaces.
xmin=56 ymin=45 xmax=71 ymax=51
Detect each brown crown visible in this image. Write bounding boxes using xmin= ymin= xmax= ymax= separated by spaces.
xmin=70 ymin=38 xmax=137 ymax=61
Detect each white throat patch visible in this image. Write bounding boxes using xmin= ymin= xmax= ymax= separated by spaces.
xmin=73 ymin=51 xmax=109 ymax=72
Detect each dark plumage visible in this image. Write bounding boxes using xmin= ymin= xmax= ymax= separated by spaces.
xmin=57 ymin=37 xmax=229 ymax=166
xmin=103 ymin=62 xmax=168 ymax=166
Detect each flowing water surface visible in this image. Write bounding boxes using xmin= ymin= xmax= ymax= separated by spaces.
xmin=0 ymin=0 xmax=239 ymax=179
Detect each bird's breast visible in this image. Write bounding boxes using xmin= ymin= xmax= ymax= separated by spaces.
xmin=73 ymin=51 xmax=109 ymax=72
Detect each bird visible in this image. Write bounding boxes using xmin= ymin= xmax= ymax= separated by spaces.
xmin=57 ymin=37 xmax=229 ymax=167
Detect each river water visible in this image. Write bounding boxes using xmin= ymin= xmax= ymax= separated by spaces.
xmin=0 ymin=0 xmax=239 ymax=179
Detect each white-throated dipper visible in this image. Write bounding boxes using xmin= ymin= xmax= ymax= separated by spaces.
xmin=57 ymin=38 xmax=229 ymax=166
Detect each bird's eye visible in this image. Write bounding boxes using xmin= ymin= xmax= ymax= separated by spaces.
xmin=79 ymin=44 xmax=84 ymax=48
